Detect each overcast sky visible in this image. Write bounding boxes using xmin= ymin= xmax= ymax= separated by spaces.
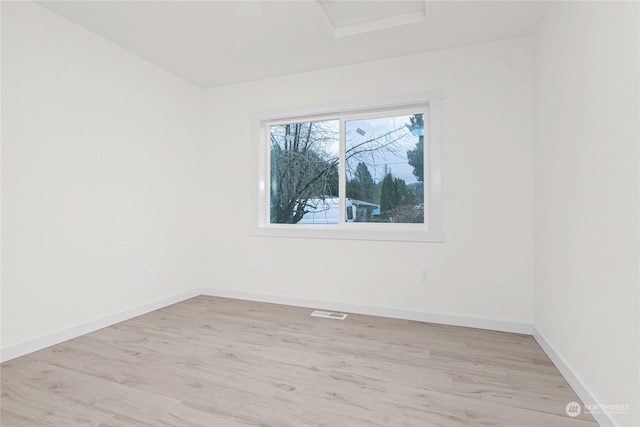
xmin=346 ymin=114 xmax=421 ymax=184
xmin=273 ymin=113 xmax=422 ymax=184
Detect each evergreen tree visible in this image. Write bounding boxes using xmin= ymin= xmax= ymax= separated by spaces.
xmin=347 ymin=162 xmax=375 ymax=202
xmin=379 ymin=172 xmax=417 ymax=221
xmin=379 ymin=172 xmax=395 ymax=218
xmin=406 ymin=114 xmax=424 ymax=182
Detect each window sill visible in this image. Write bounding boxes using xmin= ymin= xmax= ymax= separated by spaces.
xmin=250 ymin=225 xmax=444 ymax=242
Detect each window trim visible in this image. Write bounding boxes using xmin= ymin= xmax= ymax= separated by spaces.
xmin=250 ymin=91 xmax=444 ymax=242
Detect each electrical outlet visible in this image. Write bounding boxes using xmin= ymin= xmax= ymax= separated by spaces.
xmin=420 ymin=269 xmax=430 ymax=283
xmin=140 ymin=262 xmax=149 ymax=276
xmin=259 ymin=258 xmax=266 ymax=270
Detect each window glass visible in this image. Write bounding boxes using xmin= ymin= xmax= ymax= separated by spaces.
xmin=269 ymin=120 xmax=339 ymax=224
xmin=345 ymin=113 xmax=424 ymax=223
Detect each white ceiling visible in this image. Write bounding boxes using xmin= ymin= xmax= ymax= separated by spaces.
xmin=36 ymin=1 xmax=547 ymax=89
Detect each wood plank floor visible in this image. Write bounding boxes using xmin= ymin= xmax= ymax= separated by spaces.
xmin=1 ymin=296 xmax=598 ymax=426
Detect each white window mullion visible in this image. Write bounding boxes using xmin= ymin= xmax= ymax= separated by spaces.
xmin=338 ymin=118 xmax=346 ymax=225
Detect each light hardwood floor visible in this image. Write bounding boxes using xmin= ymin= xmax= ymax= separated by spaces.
xmin=1 ymin=296 xmax=598 ymax=426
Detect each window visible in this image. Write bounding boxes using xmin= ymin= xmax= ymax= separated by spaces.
xmin=251 ymin=91 xmax=443 ymax=242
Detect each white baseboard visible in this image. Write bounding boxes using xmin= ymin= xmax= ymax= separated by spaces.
xmin=533 ymin=327 xmax=615 ymax=427
xmin=1 ymin=286 xmax=533 ymax=363
xmin=0 ymin=288 xmax=202 ymax=363
xmin=198 ymin=287 xmax=533 ymax=335
xmin=0 ymin=286 xmax=534 ymax=360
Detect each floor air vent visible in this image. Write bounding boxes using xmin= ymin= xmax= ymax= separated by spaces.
xmin=310 ymin=310 xmax=348 ymax=320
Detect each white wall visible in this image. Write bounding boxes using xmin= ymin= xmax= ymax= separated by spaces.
xmin=4 ymin=2 xmax=638 ymax=424
xmin=533 ymin=2 xmax=639 ymax=426
xmin=202 ymin=37 xmax=534 ymax=327
xmin=1 ymin=2 xmax=207 ymax=349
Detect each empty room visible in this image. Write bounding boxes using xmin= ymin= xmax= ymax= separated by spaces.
xmin=1 ymin=1 xmax=638 ymax=426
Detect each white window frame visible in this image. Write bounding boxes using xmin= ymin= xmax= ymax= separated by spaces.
xmin=250 ymin=91 xmax=443 ymax=242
